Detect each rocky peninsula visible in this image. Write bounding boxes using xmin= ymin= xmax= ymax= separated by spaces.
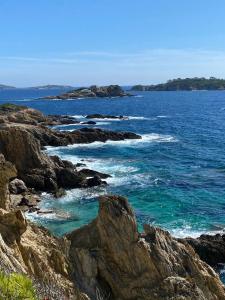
xmin=42 ymin=85 xmax=131 ymax=100
xmin=1 ymin=103 xmax=225 ymax=299
xmin=132 ymin=77 xmax=225 ymax=91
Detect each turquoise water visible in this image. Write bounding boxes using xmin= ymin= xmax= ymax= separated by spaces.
xmin=1 ymin=89 xmax=225 ymax=237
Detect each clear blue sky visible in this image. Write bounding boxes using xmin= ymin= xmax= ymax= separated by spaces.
xmin=1 ymin=0 xmax=225 ymax=86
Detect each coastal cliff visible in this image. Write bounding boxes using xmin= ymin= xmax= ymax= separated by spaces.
xmin=0 ymin=104 xmax=140 ymax=197
xmin=0 ymin=176 xmax=225 ymax=299
xmin=1 ymin=103 xmax=225 ymax=299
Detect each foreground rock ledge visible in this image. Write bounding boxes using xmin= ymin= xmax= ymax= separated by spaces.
xmin=0 ymin=195 xmax=225 ymax=299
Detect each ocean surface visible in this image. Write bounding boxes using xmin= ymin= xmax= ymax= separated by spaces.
xmin=1 ymin=88 xmax=225 ymax=239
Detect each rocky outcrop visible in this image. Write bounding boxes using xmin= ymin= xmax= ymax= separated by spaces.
xmin=0 ymin=154 xmax=17 ymax=209
xmin=0 ymin=192 xmax=225 ymax=299
xmin=67 ymin=195 xmax=225 ymax=300
xmin=86 ymin=114 xmax=128 ymax=120
xmin=42 ymin=85 xmax=131 ymax=100
xmin=0 ymin=209 xmax=87 ymax=299
xmin=9 ymin=178 xmax=28 ymax=194
xmin=0 ymin=125 xmax=108 ymax=192
xmin=0 ymin=104 xmax=80 ymax=126
xmin=183 ymin=234 xmax=225 ymax=268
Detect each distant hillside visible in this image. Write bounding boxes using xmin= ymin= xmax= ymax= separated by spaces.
xmin=131 ymin=77 xmax=225 ymax=91
xmin=30 ymin=84 xmax=75 ymax=90
xmin=0 ymin=84 xmax=15 ymax=89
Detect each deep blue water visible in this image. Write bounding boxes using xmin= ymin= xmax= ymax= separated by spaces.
xmin=1 ymin=89 xmax=225 ymax=238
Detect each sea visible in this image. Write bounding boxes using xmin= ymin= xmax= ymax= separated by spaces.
xmin=1 ymin=88 xmax=225 ymax=241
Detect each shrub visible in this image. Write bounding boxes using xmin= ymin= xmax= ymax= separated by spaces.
xmin=0 ymin=272 xmax=38 ymax=300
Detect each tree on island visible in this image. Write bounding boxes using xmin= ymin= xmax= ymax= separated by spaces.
xmin=131 ymin=77 xmax=225 ymax=91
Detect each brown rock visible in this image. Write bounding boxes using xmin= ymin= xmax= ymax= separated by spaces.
xmin=68 ymin=195 xmax=225 ymax=300
xmin=0 ymin=154 xmax=17 ymax=209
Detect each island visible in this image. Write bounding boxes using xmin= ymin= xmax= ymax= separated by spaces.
xmin=30 ymin=84 xmax=75 ymax=90
xmin=41 ymin=84 xmax=131 ymax=100
xmin=0 ymin=84 xmax=15 ymax=89
xmin=131 ymin=77 xmax=225 ymax=91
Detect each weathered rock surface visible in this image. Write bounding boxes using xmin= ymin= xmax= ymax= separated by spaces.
xmin=0 ymin=154 xmax=17 ymax=209
xmin=1 ymin=184 xmax=225 ymax=299
xmin=42 ymin=85 xmax=131 ymax=100
xmin=9 ymin=178 xmax=28 ymax=194
xmin=0 ymin=125 xmax=108 ymax=192
xmin=67 ymin=195 xmax=225 ymax=300
xmin=183 ymin=234 xmax=225 ymax=268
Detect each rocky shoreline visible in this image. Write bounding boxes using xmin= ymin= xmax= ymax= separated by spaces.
xmin=0 ymin=104 xmax=141 ymax=211
xmin=1 ymin=103 xmax=225 ymax=299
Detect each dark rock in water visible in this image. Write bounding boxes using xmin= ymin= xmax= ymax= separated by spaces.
xmin=46 ymin=115 xmax=80 ymax=125
xmin=75 ymin=163 xmax=86 ymax=167
xmin=85 ymin=175 xmax=107 ymax=187
xmin=9 ymin=179 xmax=27 ymax=194
xmin=81 ymin=121 xmax=96 ymax=125
xmin=56 ymin=168 xmax=85 ymax=189
xmin=78 ymin=168 xmax=111 ymax=179
xmin=86 ymin=113 xmax=127 ymax=119
xmin=183 ymin=234 xmax=225 ymax=267
xmin=68 ymin=127 xmax=141 ymax=144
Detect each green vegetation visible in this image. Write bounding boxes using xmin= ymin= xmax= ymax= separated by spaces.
xmin=131 ymin=77 xmax=225 ymax=91
xmin=0 ymin=272 xmax=38 ymax=300
xmin=0 ymin=103 xmax=27 ymax=114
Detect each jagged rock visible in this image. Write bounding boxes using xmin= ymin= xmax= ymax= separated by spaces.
xmin=67 ymin=195 xmax=225 ymax=300
xmin=85 ymin=175 xmax=106 ymax=187
xmin=183 ymin=234 xmax=225 ymax=267
xmin=0 ymin=209 xmax=87 ymax=299
xmin=0 ymin=209 xmax=27 ymax=244
xmin=9 ymin=178 xmax=28 ymax=194
xmin=0 ymin=154 xmax=17 ymax=209
xmin=78 ymin=169 xmax=111 ymax=179
xmin=0 ymin=126 xmax=108 ymax=192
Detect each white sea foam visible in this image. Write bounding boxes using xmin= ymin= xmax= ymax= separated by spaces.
xmin=169 ymin=226 xmax=225 ymax=238
xmin=128 ymin=116 xmax=150 ymax=120
xmin=71 ymin=115 xmax=85 ymax=119
xmin=156 ymin=115 xmax=169 ymax=118
xmin=53 ymin=121 xmax=111 ymax=130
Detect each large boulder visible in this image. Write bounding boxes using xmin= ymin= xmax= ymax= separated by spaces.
xmin=9 ymin=179 xmax=28 ymax=194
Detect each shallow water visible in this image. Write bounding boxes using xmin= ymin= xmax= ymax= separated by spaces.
xmin=1 ymin=89 xmax=225 ymax=237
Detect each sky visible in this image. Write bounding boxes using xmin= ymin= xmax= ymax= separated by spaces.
xmin=1 ymin=0 xmax=225 ymax=87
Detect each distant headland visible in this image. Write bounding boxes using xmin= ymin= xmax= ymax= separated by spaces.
xmin=131 ymin=77 xmax=225 ymax=91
